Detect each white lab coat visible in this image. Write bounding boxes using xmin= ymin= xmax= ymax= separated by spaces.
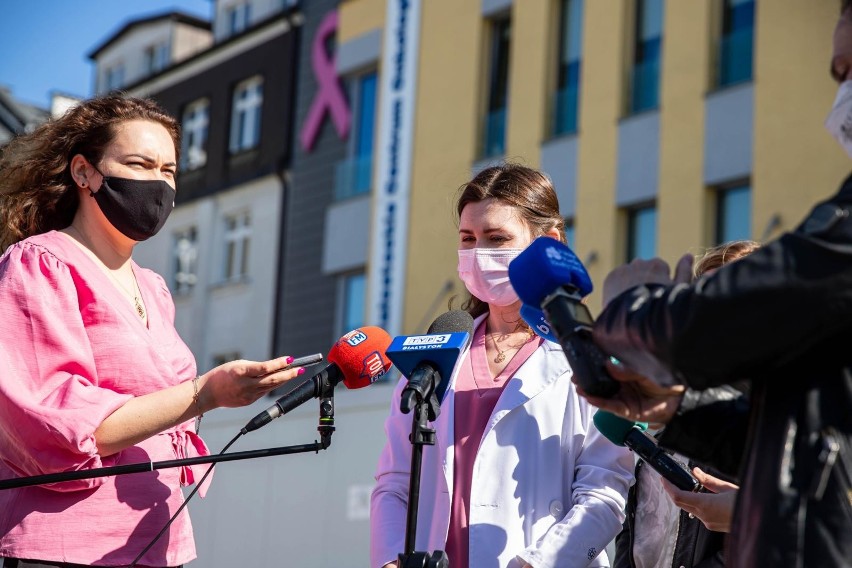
xmin=370 ymin=316 xmax=634 ymax=568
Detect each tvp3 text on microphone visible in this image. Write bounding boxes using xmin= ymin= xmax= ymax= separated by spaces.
xmin=385 ymin=310 xmax=475 ymax=568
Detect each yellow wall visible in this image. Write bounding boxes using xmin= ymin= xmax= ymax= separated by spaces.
xmin=337 ymin=0 xmax=385 ymax=43
xmin=752 ymin=1 xmax=849 ymax=237
xmin=505 ymin=0 xmax=552 ymax=165
xmin=655 ymin=2 xmax=712 ymax=262
xmin=402 ymin=0 xmax=484 ymax=333
xmin=574 ymin=0 xmax=627 ymax=311
xmin=339 ymin=0 xmax=850 ymax=331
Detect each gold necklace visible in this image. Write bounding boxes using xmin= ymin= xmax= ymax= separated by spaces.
xmin=488 ymin=332 xmax=510 ymax=364
xmin=68 ymin=226 xmax=146 ymax=320
xmin=104 ymin=267 xmax=146 ymax=320
xmin=487 ymin=326 xmax=536 ymax=364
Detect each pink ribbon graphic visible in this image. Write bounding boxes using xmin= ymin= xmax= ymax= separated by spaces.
xmin=300 ymin=10 xmax=351 ymax=152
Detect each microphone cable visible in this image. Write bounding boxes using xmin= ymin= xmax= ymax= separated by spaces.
xmin=126 ymin=430 xmax=244 ymax=568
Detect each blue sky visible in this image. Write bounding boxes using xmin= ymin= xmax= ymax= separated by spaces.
xmin=0 ymin=0 xmax=212 ymax=109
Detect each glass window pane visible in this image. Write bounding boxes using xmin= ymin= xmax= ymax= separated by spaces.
xmin=342 ymin=273 xmax=366 ymax=332
xmin=717 ymin=186 xmax=751 ymax=243
xmin=356 ymin=72 xmax=377 ymax=158
xmin=483 ymin=18 xmax=511 ymax=157
xmin=628 ymin=206 xmax=657 ymax=261
xmin=554 ymin=0 xmax=584 ymax=136
xmin=629 ymin=0 xmax=663 ymax=113
xmin=718 ymin=0 xmax=754 ymax=86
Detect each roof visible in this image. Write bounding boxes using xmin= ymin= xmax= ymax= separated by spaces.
xmin=88 ymin=11 xmax=212 ymax=60
xmin=0 ymin=87 xmax=50 ymax=145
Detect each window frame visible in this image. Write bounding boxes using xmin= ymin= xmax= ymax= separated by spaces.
xmin=172 ymin=226 xmax=199 ymax=295
xmin=222 ymin=210 xmax=252 ymax=283
xmin=229 ymin=75 xmax=264 ymax=155
xmin=625 ymin=203 xmax=658 ymax=261
xmin=180 ymin=98 xmax=210 ymax=171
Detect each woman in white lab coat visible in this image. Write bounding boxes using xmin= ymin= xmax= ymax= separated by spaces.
xmin=370 ymin=164 xmax=633 ymax=568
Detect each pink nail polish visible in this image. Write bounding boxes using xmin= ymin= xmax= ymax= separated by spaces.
xmin=297 ymin=367 xmax=305 ymax=375
xmin=286 ymin=356 xmax=294 ymax=364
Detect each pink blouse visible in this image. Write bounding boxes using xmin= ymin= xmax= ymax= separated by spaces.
xmin=0 ymin=231 xmax=208 ymax=567
xmin=445 ymin=321 xmax=542 ymax=568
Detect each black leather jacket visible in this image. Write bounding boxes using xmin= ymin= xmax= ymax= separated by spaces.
xmin=594 ymin=175 xmax=852 ymax=568
xmin=614 ymin=457 xmax=728 ymax=568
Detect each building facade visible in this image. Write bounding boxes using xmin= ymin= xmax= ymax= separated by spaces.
xmin=341 ymin=0 xmax=849 ymax=326
xmin=75 ymin=0 xmax=852 ymax=566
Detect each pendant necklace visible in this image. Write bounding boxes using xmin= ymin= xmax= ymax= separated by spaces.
xmin=488 ymin=332 xmax=509 ymax=364
xmin=69 ymin=226 xmax=146 ymax=320
xmin=106 ymin=269 xmax=146 ymax=320
xmin=487 ymin=326 xmax=535 ymax=364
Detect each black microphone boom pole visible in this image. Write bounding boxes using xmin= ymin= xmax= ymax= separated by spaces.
xmin=394 ymin=310 xmax=474 ymax=568
xmin=242 ymin=365 xmax=340 ymax=433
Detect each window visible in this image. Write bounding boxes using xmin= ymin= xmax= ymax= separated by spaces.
xmin=104 ymin=64 xmax=125 ymax=92
xmin=553 ymin=0 xmax=584 ymax=137
xmin=173 ymin=227 xmax=199 ymax=294
xmin=181 ymin=99 xmax=210 ymax=171
xmin=340 ymin=272 xmax=366 ymax=335
xmin=335 ymin=71 xmax=378 ymax=200
xmin=717 ymin=0 xmax=755 ymax=87
xmin=230 ymin=76 xmax=264 ymax=154
xmin=227 ymin=2 xmax=251 ymax=36
xmin=716 ymin=184 xmax=751 ymax=243
xmin=482 ymin=17 xmax=511 ymax=158
xmin=144 ymin=42 xmax=169 ymax=74
xmin=628 ymin=0 xmax=663 ymax=114
xmin=626 ymin=205 xmax=657 ymax=261
xmin=223 ymin=212 xmax=251 ymax=281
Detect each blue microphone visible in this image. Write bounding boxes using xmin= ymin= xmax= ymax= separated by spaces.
xmin=386 ymin=310 xmax=474 ymax=415
xmin=519 ymin=303 xmax=558 ymax=343
xmin=509 ymin=237 xmax=620 ymax=398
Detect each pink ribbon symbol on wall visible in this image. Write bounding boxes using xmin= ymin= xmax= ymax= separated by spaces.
xmin=300 ymin=10 xmax=351 ymax=152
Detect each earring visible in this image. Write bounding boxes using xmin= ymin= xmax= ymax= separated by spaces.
xmin=80 ymin=182 xmax=87 ymax=188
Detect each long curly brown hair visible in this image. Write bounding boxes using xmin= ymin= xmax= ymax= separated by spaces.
xmin=0 ymin=94 xmax=180 ymax=250
xmin=453 ymin=163 xmax=567 ymax=319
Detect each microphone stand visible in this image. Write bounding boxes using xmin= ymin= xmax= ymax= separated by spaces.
xmin=0 ymin=393 xmax=336 ymax=492
xmin=399 ymin=372 xmax=449 ymax=568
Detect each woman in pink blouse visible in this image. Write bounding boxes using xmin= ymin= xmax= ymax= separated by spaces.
xmin=371 ymin=164 xmax=633 ymax=568
xmin=0 ymin=95 xmax=305 ymax=567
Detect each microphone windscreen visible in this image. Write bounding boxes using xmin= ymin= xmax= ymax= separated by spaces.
xmin=593 ymin=410 xmax=649 ymax=447
xmin=508 ymin=236 xmax=594 ymax=306
xmin=329 ymin=326 xmax=393 ymax=389
xmin=520 ymin=303 xmax=558 ymax=343
xmin=427 ymin=310 xmax=474 ymax=347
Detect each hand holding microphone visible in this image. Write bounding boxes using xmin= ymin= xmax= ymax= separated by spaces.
xmin=242 ymin=326 xmax=393 ymax=433
xmin=661 ymin=467 xmax=739 ymax=532
xmin=593 ymin=410 xmax=702 ymax=493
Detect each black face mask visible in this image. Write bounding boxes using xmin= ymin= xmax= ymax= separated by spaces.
xmin=89 ymin=167 xmax=176 ymax=242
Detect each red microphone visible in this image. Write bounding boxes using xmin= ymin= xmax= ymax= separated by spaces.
xmin=242 ymin=326 xmax=393 ymax=433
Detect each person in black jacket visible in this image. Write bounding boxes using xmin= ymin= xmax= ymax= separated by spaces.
xmin=612 ymin=241 xmax=759 ymax=568
xmin=582 ymin=6 xmax=852 ymax=567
